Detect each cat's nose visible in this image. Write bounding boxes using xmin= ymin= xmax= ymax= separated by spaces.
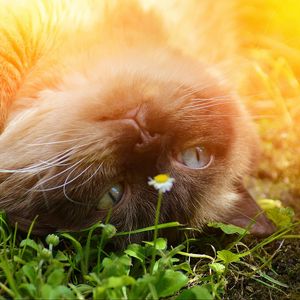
xmin=125 ymin=106 xmax=147 ymax=128
xmin=125 ymin=107 xmax=161 ymax=153
xmin=134 ymin=129 xmax=161 ymax=153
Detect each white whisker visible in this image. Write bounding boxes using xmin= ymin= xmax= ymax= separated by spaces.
xmin=31 ymin=157 xmax=86 ymax=191
xmin=182 ymin=99 xmax=232 ymax=110
xmin=0 ymin=139 xmax=97 ymax=174
xmin=181 ymin=99 xmax=236 ymax=112
xmin=181 ymin=113 xmax=278 ymax=121
xmin=27 ymin=136 xmax=88 ymax=146
xmin=74 ymin=162 xmax=104 ymax=188
xmin=62 ymin=163 xmax=94 ymax=204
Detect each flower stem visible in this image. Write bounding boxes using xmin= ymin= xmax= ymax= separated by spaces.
xmin=150 ymin=191 xmax=163 ymax=274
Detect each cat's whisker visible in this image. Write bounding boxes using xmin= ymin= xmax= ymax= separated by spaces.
xmin=27 ymin=136 xmax=89 ymax=146
xmin=192 ymin=96 xmax=234 ymax=102
xmin=24 ymin=129 xmax=89 ymax=145
xmin=29 ymin=149 xmax=79 ymax=171
xmin=30 ymin=157 xmax=86 ymax=191
xmin=62 ymin=191 xmax=91 ymax=206
xmin=181 ymin=114 xmax=278 ymax=120
xmin=184 ymin=99 xmax=234 ymax=109
xmin=175 ymin=89 xmax=198 ymax=102
xmin=25 ymin=129 xmax=97 ymax=146
xmin=175 ymin=82 xmax=229 ymax=104
xmin=39 ymin=159 xmax=74 ymax=168
xmin=74 ymin=162 xmax=104 ymax=188
xmin=181 ymin=100 xmax=236 ymax=112
xmin=62 ymin=163 xmax=98 ymax=206
xmin=31 ymin=138 xmax=100 ymax=190
xmin=177 ymin=95 xmax=228 ymax=108
xmin=177 ymin=79 xmax=277 ymax=106
xmin=176 ymin=89 xmax=203 ymax=102
xmin=183 ymin=96 xmax=234 ymax=106
xmin=178 ymin=84 xmax=274 ymax=110
xmin=30 ymin=128 xmax=86 ymax=138
xmin=186 ymin=82 xmax=226 ymax=94
xmin=0 ymin=147 xmax=75 ymax=173
xmin=0 ymin=149 xmax=74 ymax=174
xmin=0 ymin=139 xmax=96 ymax=174
xmin=191 ymin=95 xmax=231 ymax=102
xmin=62 ymin=163 xmax=94 ymax=205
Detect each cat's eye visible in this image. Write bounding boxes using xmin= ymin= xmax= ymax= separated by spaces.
xmin=177 ymin=146 xmax=213 ymax=169
xmin=97 ymin=183 xmax=124 ymax=210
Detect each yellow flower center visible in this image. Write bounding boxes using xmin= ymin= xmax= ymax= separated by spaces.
xmin=154 ymin=174 xmax=170 ymax=183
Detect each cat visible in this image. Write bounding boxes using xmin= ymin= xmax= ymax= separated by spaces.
xmin=0 ymin=0 xmax=275 ymax=244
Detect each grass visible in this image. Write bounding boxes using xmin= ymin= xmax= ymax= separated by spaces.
xmin=0 ymin=194 xmax=299 ymax=299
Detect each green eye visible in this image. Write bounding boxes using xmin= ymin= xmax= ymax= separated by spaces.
xmin=97 ymin=183 xmax=124 ymax=210
xmin=177 ymin=146 xmax=213 ymax=169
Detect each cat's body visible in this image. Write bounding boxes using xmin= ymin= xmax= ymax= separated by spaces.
xmin=0 ymin=0 xmax=274 ymax=244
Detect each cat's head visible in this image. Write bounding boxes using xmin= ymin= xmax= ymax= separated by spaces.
xmin=0 ymin=50 xmax=275 ymax=243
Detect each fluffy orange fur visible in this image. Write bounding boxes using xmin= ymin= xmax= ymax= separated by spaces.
xmin=0 ymin=0 xmax=275 ymax=242
xmin=0 ymin=0 xmax=241 ymax=125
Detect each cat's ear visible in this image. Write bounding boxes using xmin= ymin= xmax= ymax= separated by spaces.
xmin=223 ymin=184 xmax=276 ymax=236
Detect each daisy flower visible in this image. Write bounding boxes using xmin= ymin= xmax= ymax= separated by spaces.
xmin=148 ymin=174 xmax=175 ymax=193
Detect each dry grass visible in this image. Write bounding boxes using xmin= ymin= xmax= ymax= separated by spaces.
xmin=234 ymin=0 xmax=300 ymax=217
